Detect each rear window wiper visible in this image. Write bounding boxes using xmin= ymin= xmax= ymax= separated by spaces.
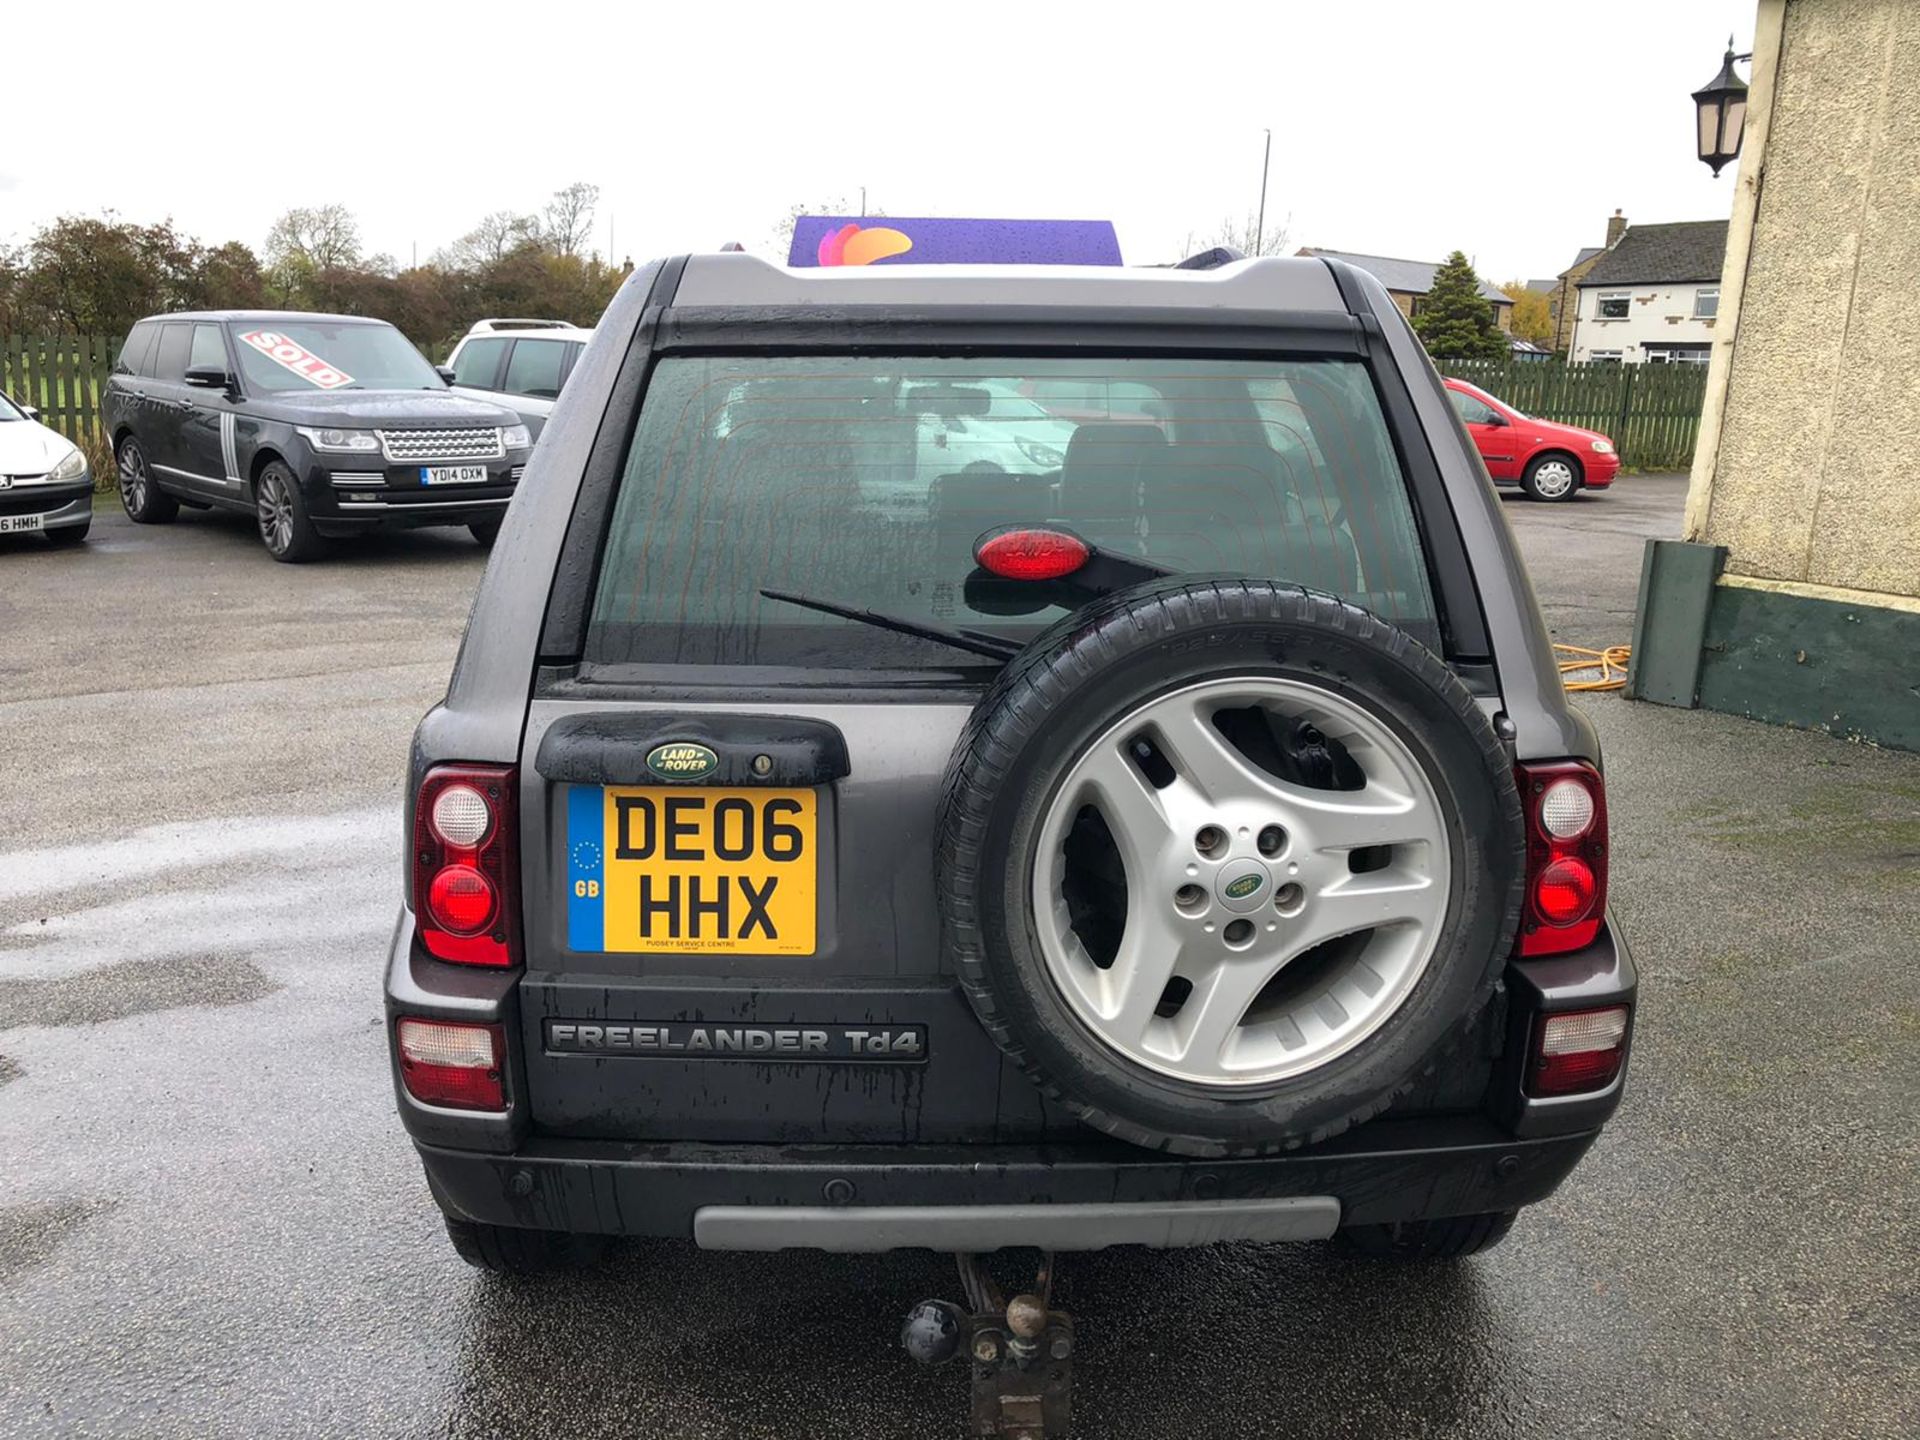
xmin=759 ymin=589 xmax=1022 ymax=662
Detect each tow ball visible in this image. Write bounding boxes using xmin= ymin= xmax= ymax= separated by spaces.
xmin=902 ymin=1252 xmax=1074 ymax=1438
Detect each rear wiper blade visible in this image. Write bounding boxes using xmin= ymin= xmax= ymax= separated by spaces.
xmin=759 ymin=589 xmax=1022 ymax=662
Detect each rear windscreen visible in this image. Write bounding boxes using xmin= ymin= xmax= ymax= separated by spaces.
xmin=586 ymin=356 xmax=1439 ymax=670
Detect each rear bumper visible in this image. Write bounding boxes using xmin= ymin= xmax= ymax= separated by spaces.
xmin=416 ymin=1118 xmax=1598 ymax=1249
xmin=392 ymin=915 xmax=1636 ymax=1250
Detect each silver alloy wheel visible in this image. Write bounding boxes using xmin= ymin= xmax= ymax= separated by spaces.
xmin=257 ymin=470 xmax=293 ymax=554
xmin=118 ymin=442 xmax=147 ymax=513
xmin=1031 ymin=677 xmax=1451 ymax=1088
xmin=1531 ymin=459 xmax=1577 ymax=499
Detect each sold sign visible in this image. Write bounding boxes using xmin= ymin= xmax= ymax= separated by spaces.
xmin=237 ymin=330 xmax=355 ymax=390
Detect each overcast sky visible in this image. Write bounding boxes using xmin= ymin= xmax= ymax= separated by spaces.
xmin=5 ymin=0 xmax=1747 ymax=282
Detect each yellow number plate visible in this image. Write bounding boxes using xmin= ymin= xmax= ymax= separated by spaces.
xmin=567 ymin=786 xmax=816 ymax=955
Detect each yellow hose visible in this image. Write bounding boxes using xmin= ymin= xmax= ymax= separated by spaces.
xmin=1555 ymin=643 xmax=1632 ymax=692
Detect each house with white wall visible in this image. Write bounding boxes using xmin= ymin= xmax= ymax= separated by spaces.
xmin=1570 ymin=220 xmax=1729 ymax=364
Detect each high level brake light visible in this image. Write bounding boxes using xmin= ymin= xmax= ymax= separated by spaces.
xmin=1515 ymin=761 xmax=1608 ymax=957
xmin=973 ymin=526 xmax=1091 ymax=582
xmin=413 ymin=764 xmax=519 ymax=967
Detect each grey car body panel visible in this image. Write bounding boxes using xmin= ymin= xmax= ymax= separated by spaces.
xmin=692 ymin=1196 xmax=1343 ymax=1252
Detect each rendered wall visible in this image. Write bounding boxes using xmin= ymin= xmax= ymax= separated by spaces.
xmin=1690 ymin=0 xmax=1920 ymax=601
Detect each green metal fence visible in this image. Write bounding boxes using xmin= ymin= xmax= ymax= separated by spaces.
xmin=1437 ymin=357 xmax=1708 ymax=470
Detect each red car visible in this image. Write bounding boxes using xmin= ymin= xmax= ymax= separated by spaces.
xmin=1444 ymin=377 xmax=1620 ymax=501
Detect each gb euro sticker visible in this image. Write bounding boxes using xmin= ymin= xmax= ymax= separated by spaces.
xmin=237 ymin=330 xmax=355 ymax=390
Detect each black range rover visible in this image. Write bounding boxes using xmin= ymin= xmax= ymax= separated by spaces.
xmin=102 ymin=311 xmax=532 ymax=561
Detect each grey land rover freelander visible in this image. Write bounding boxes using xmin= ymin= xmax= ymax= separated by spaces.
xmin=385 ymin=253 xmax=1634 ymax=1409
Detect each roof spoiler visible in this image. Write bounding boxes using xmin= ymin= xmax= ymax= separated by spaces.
xmin=1172 ymin=246 xmax=1246 ymax=271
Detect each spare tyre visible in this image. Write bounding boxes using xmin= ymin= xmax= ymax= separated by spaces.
xmin=936 ymin=578 xmax=1525 ymax=1157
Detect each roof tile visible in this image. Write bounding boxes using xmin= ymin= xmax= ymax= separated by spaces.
xmin=1579 ymin=221 xmax=1728 ymax=286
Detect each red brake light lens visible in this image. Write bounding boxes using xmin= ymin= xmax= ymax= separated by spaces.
xmin=974 ymin=527 xmax=1090 ymax=581
xmin=1534 ymin=856 xmax=1597 ymax=924
xmin=395 ymin=1018 xmax=506 ymax=1111
xmin=427 ymin=865 xmax=497 ymax=935
xmin=412 ymin=764 xmax=518 ymax=967
xmin=1516 ymin=761 xmax=1607 ymax=956
xmin=1528 ymin=1005 xmax=1630 ymax=1097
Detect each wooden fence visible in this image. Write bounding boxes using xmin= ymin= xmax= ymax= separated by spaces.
xmin=1437 ymin=357 xmax=1708 ymax=470
xmin=1 ymin=333 xmax=120 ymax=453
xmin=2 ymin=332 xmax=1709 ymax=472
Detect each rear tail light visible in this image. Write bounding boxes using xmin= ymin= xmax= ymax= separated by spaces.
xmin=413 ymin=764 xmax=519 ymax=966
xmin=395 ymin=1017 xmax=506 ymax=1111
xmin=1516 ymin=761 xmax=1607 ymax=956
xmin=1528 ymin=1005 xmax=1630 ymax=1097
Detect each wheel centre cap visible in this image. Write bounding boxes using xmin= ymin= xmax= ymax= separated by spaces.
xmin=1215 ymin=859 xmax=1271 ymax=915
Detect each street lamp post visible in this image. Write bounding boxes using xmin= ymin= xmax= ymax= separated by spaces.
xmin=1693 ymin=37 xmax=1752 ymax=177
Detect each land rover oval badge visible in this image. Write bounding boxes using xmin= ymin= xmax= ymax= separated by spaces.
xmin=646 ymin=741 xmax=719 ymax=781
xmin=1223 ymin=874 xmax=1264 ymax=900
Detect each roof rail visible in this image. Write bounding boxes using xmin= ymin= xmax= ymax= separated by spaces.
xmin=465 ymin=318 xmax=580 ymax=333
xmin=1172 ymin=246 xmax=1246 ymax=271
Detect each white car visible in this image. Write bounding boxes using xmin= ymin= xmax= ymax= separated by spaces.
xmin=444 ymin=320 xmax=593 ymax=439
xmin=0 ymin=391 xmax=91 ymax=546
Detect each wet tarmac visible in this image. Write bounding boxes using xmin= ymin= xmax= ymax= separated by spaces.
xmin=1 ymin=488 xmax=1914 ymax=1437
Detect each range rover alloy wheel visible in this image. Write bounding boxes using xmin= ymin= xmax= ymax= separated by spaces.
xmin=118 ymin=437 xmax=177 ymax=524
xmin=937 ymin=579 xmax=1526 ymax=1157
xmin=255 ymin=461 xmax=326 ymax=563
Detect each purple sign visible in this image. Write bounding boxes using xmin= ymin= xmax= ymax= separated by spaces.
xmin=788 ymin=216 xmax=1123 ymax=268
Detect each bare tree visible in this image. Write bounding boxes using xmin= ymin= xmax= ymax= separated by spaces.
xmin=264 ymin=204 xmax=362 ymax=273
xmin=439 ymin=211 xmax=541 ymax=270
xmin=542 ymin=182 xmax=599 ymax=258
xmin=1186 ymin=210 xmax=1294 ymax=259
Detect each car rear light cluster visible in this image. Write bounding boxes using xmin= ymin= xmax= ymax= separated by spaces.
xmin=1515 ymin=761 xmax=1608 ymax=957
xmin=395 ymin=1018 xmax=506 ymax=1110
xmin=1528 ymin=1005 xmax=1630 ymax=1097
xmin=412 ymin=764 xmax=519 ymax=966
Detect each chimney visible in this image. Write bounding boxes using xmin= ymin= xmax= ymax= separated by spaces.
xmin=1605 ymin=209 xmax=1628 ymax=247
